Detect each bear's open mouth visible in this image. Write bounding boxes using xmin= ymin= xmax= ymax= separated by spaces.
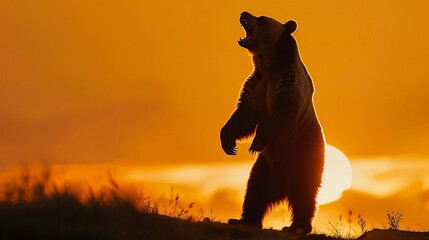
xmin=239 ymin=17 xmax=253 ymax=45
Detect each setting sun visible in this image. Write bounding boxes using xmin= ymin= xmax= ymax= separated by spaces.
xmin=318 ymin=145 xmax=352 ymax=205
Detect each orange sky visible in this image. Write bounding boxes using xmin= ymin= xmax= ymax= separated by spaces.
xmin=1 ymin=0 xmax=429 ymax=232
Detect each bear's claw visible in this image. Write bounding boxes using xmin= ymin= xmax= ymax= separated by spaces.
xmin=224 ymin=146 xmax=237 ymax=155
xmin=220 ymin=129 xmax=238 ymax=155
xmin=222 ymin=141 xmax=237 ymax=155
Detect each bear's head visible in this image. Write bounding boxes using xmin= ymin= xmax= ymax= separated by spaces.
xmin=238 ymin=12 xmax=297 ymax=55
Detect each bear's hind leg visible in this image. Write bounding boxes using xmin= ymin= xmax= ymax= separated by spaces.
xmin=229 ymin=155 xmax=285 ymax=228
xmin=287 ymin=191 xmax=317 ymax=234
xmin=287 ymin=142 xmax=324 ymax=234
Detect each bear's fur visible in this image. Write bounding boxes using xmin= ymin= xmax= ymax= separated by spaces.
xmin=220 ymin=12 xmax=325 ymax=234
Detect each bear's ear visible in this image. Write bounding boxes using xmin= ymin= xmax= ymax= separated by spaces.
xmin=284 ymin=20 xmax=297 ymax=34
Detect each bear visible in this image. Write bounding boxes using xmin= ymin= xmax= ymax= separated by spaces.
xmin=220 ymin=12 xmax=325 ymax=235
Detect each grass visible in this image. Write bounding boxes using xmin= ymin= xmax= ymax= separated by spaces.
xmin=325 ymin=210 xmax=357 ymax=239
xmin=386 ymin=210 xmax=404 ymax=230
xmin=322 ymin=208 xmax=429 ymax=240
xmin=0 ymin=169 xmax=335 ymax=240
xmin=0 ymin=169 xmax=427 ymax=240
xmin=0 ymin=169 xmax=151 ymax=239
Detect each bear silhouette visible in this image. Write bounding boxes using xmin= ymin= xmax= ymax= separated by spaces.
xmin=220 ymin=12 xmax=325 ymax=235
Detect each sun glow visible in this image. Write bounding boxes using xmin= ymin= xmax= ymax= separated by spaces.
xmin=317 ymin=145 xmax=352 ymax=205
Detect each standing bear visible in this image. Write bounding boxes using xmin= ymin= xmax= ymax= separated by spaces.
xmin=220 ymin=12 xmax=325 ymax=234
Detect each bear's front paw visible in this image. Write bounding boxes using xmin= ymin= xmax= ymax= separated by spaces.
xmin=222 ymin=139 xmax=237 ymax=155
xmin=248 ymin=138 xmax=265 ymax=154
xmin=221 ymin=128 xmax=237 ymax=155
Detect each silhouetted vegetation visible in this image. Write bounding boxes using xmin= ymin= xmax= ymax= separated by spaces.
xmin=0 ymin=169 xmax=427 ymax=240
xmin=386 ymin=210 xmax=404 ymax=230
xmin=0 ymin=169 xmax=329 ymax=240
xmin=0 ymin=169 xmax=154 ymax=239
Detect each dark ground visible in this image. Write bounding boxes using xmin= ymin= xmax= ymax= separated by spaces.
xmin=0 ymin=171 xmax=427 ymax=240
xmin=1 ymin=198 xmax=428 ymax=240
xmin=0 ymin=197 xmax=333 ymax=240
